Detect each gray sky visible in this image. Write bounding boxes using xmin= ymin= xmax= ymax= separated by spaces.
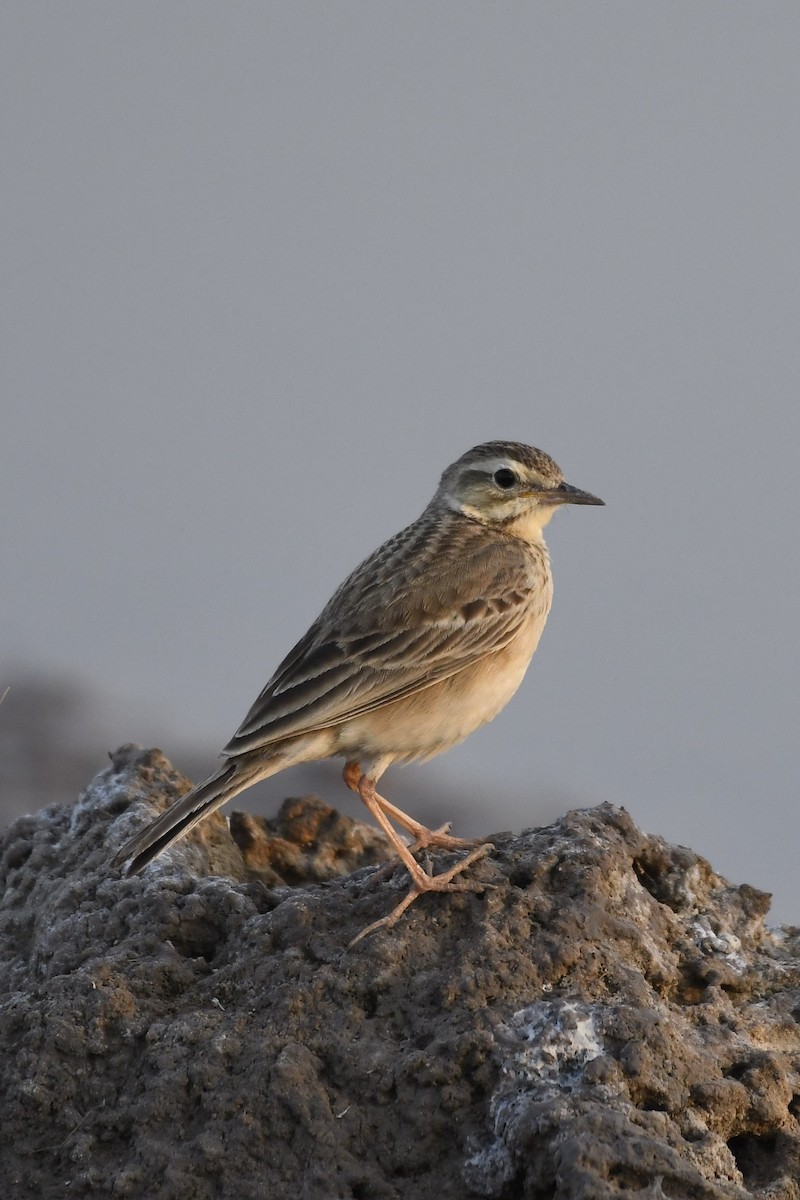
xmin=3 ymin=4 xmax=799 ymax=919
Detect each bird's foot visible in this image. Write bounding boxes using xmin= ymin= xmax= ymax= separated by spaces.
xmin=349 ymin=842 xmax=494 ymax=946
xmin=407 ymin=822 xmax=486 ymax=853
xmin=372 ymin=794 xmax=486 ymax=852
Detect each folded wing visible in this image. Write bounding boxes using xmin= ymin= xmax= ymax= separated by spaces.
xmin=224 ymin=524 xmax=539 ymax=756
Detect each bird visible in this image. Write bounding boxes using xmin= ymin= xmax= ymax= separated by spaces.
xmin=114 ymin=441 xmax=603 ymax=940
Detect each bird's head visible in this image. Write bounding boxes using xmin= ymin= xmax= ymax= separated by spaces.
xmin=437 ymin=440 xmax=604 ymax=543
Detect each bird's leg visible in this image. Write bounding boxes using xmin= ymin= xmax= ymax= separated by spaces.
xmin=343 ymin=763 xmax=444 ymax=891
xmin=372 ymin=792 xmax=484 ymax=853
xmin=343 ymin=762 xmax=493 ymax=944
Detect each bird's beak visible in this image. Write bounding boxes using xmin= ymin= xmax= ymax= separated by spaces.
xmin=538 ymin=481 xmax=605 ymax=507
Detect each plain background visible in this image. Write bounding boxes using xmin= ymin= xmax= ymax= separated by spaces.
xmin=3 ymin=4 xmax=799 ymax=920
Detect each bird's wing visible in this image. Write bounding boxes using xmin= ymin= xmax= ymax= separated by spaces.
xmin=224 ymin=527 xmax=541 ymax=755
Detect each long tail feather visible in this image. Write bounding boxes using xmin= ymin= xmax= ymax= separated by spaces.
xmin=113 ymin=760 xmax=259 ymax=876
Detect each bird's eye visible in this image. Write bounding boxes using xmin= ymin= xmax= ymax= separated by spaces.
xmin=493 ymin=468 xmax=517 ymax=489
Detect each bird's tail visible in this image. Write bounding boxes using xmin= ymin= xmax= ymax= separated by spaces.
xmin=112 ymin=756 xmax=275 ymax=877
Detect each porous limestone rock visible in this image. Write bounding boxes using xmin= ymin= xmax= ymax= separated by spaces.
xmin=1 ymin=745 xmax=799 ymax=1199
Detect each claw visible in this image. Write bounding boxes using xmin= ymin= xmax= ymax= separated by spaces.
xmin=348 ymin=843 xmax=494 ymax=947
xmin=343 ymin=761 xmax=494 ymax=944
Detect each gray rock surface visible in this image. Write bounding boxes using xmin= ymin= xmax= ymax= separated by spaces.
xmin=1 ymin=745 xmax=799 ymax=1198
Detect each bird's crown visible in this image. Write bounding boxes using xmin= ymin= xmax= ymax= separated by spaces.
xmin=443 ymin=441 xmax=564 ymax=490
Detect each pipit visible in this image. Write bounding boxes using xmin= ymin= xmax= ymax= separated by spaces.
xmin=114 ymin=441 xmax=603 ymax=940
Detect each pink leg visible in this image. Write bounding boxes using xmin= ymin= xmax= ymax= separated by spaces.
xmin=343 ymin=762 xmax=493 ymax=943
xmin=374 ymin=792 xmax=483 ymax=852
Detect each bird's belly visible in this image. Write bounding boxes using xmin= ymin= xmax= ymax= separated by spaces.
xmin=335 ymin=624 xmax=544 ymax=765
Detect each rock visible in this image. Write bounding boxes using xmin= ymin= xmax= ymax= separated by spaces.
xmin=229 ymin=794 xmax=394 ymax=887
xmin=0 ymin=744 xmax=799 ymax=1199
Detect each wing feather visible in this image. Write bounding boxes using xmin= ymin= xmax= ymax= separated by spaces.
xmin=223 ymin=518 xmax=543 ymax=755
